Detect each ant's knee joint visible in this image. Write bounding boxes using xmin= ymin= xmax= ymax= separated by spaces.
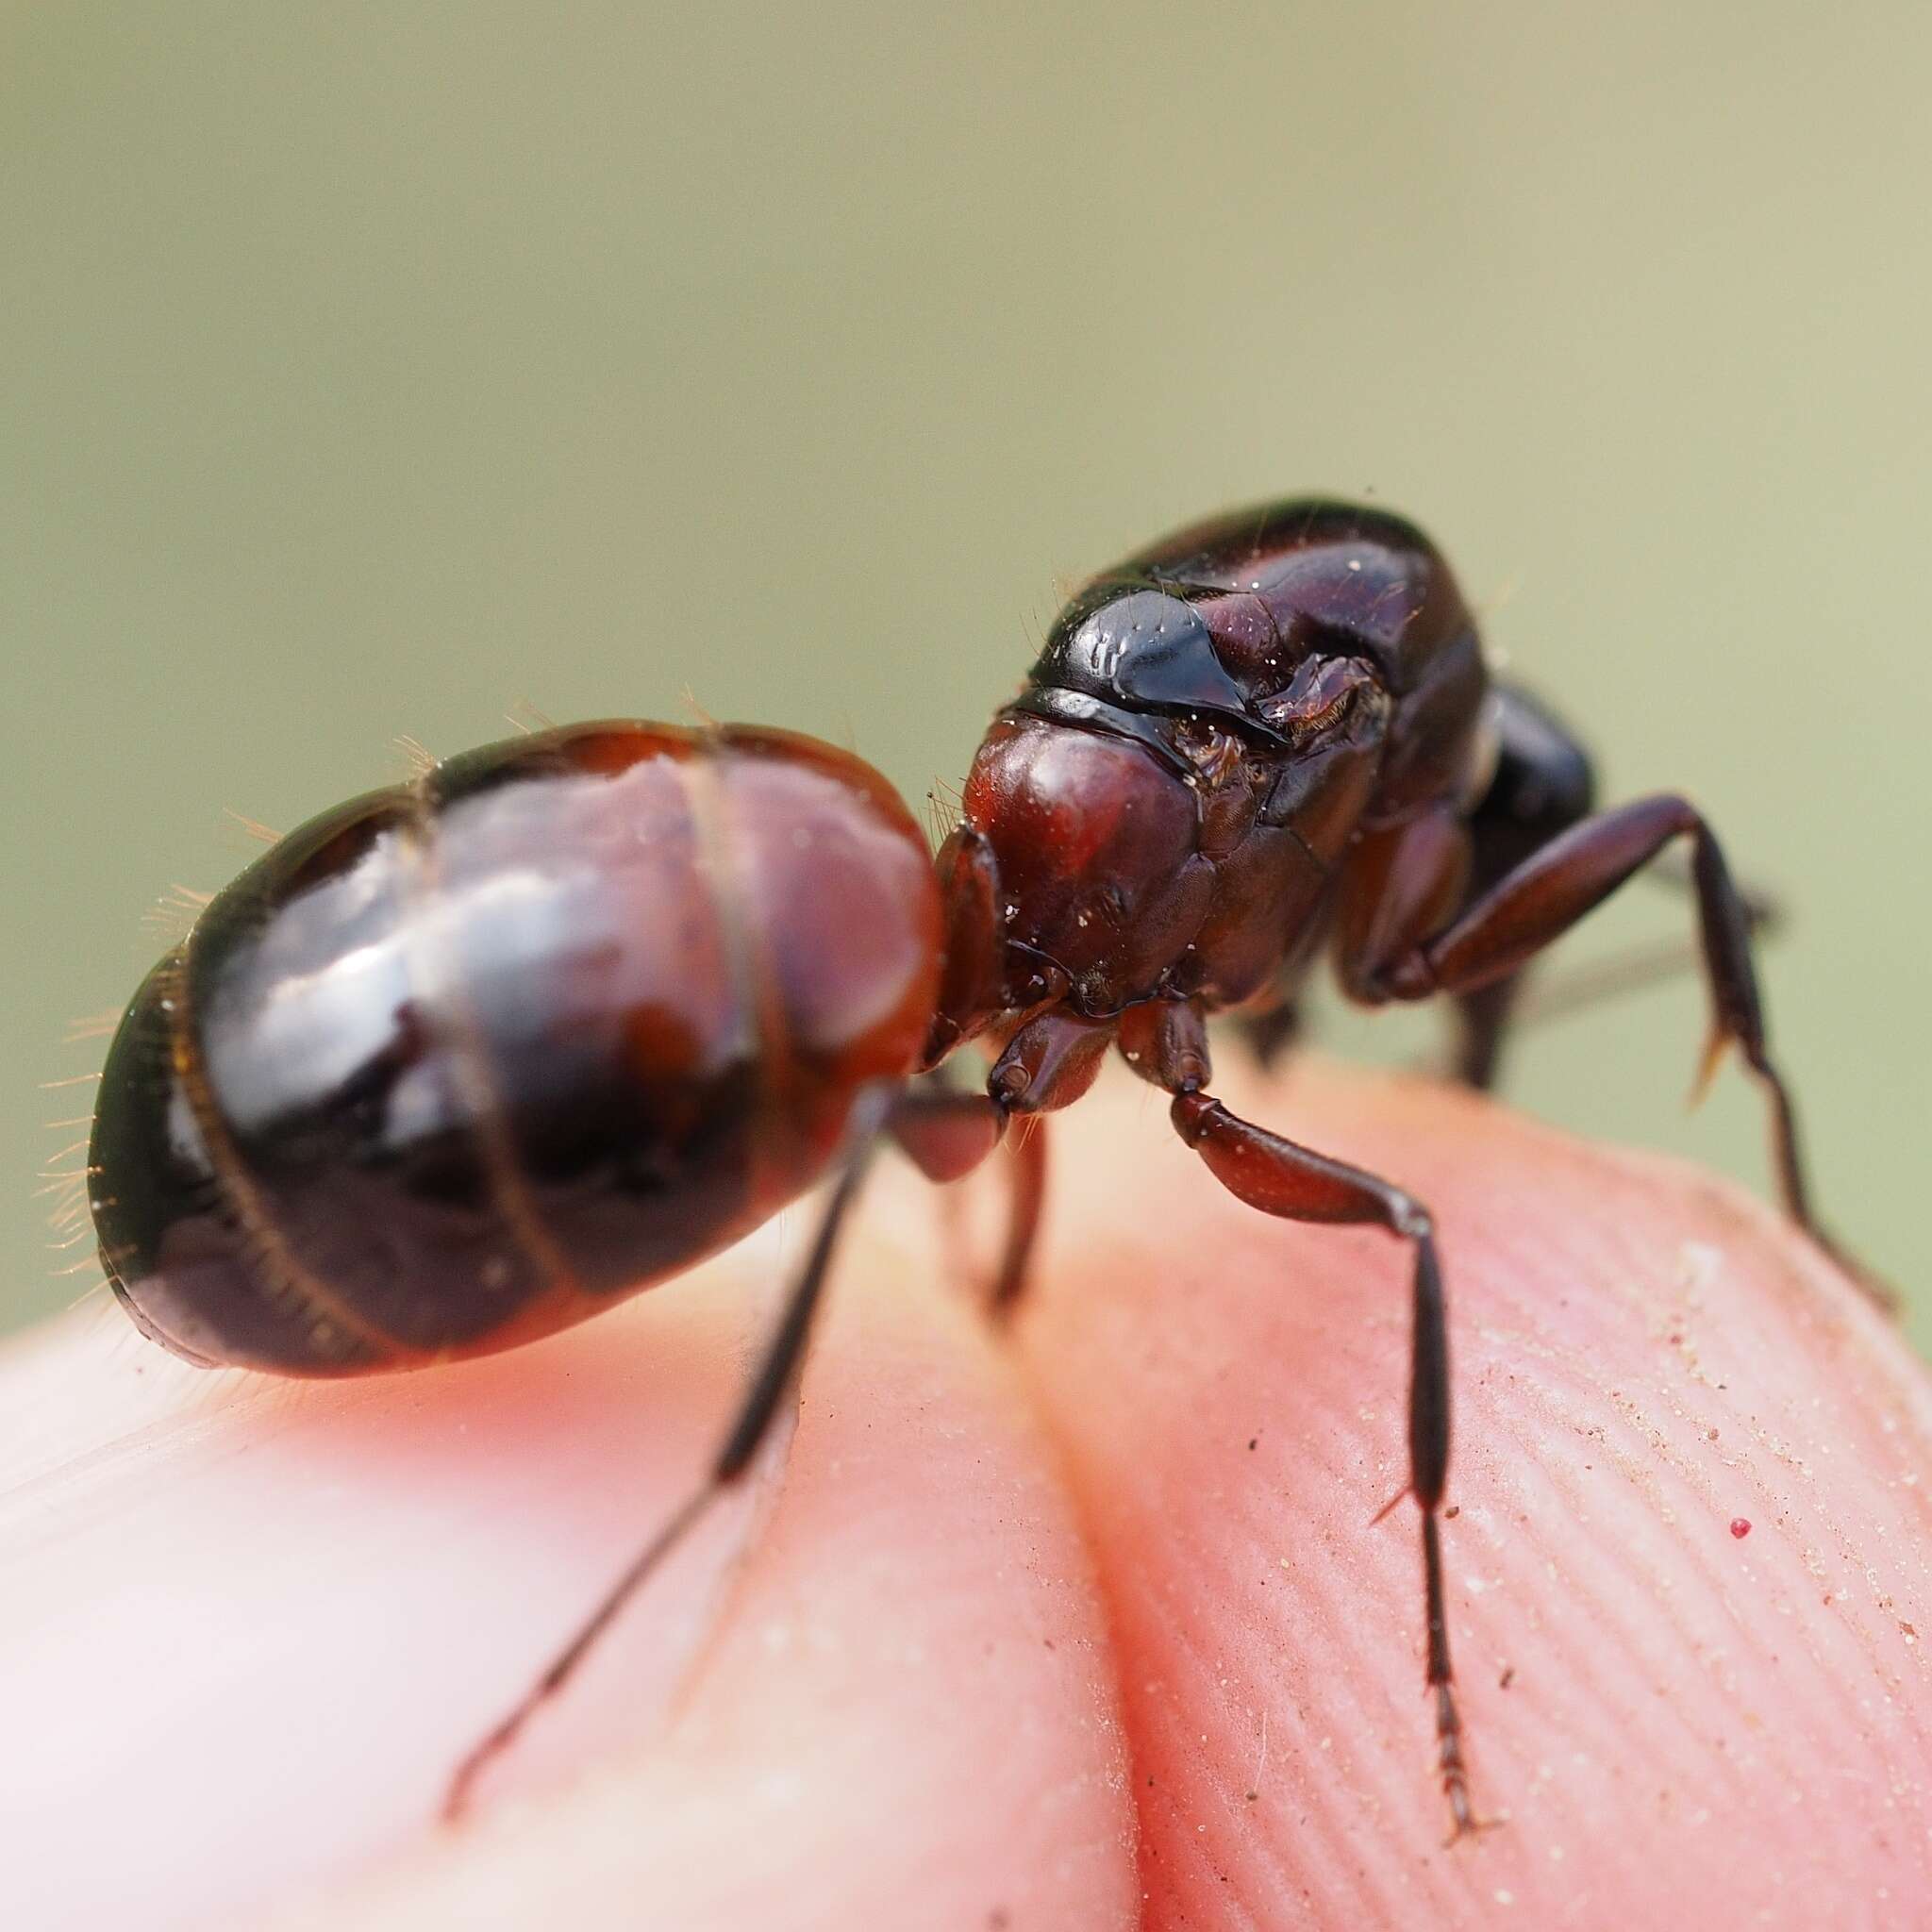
xmin=1394 ymin=1200 xmax=1433 ymax=1241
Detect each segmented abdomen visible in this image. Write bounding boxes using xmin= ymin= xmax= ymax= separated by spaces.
xmin=91 ymin=722 xmax=940 ymax=1375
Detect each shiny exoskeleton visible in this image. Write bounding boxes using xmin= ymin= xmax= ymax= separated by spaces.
xmin=90 ymin=498 xmax=1855 ymax=1839
xmin=92 ymin=723 xmax=941 ymax=1375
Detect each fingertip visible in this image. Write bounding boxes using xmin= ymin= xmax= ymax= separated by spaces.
xmin=1 ymin=1187 xmax=1139 ymax=1928
xmin=1015 ymin=1059 xmax=1932 ymax=1926
xmin=291 ymin=1223 xmax=1141 ymax=1929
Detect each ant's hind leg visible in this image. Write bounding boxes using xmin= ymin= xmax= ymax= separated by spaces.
xmin=1376 ymin=793 xmax=1884 ymax=1299
xmin=1444 ymin=684 xmax=1787 ymax=1090
xmin=1448 ymin=683 xmax=1596 ymax=1091
xmin=443 ymin=1085 xmax=896 ymax=1824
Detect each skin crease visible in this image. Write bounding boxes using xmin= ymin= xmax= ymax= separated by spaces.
xmin=2 ymin=1061 xmax=1927 ymax=1929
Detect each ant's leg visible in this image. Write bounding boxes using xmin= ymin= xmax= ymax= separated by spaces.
xmin=1378 ymin=796 xmax=1825 ymax=1235
xmin=1450 ymin=691 xmax=1781 ymax=1082
xmin=1497 ymin=890 xmax=1777 ymax=1037
xmin=1496 ymin=865 xmax=1782 ymax=1038
xmin=1237 ymin=998 xmax=1304 ymax=1070
xmin=1336 ymin=790 xmax=1879 ymax=1294
xmin=988 ymin=1121 xmax=1048 ymax=1315
xmin=443 ymin=1086 xmax=894 ymax=1824
xmin=891 ymin=1081 xmax=1007 ymax=1183
xmin=1450 ymin=870 xmax=1787 ymax=1085
xmin=959 ymin=1007 xmax=1114 ymax=1314
xmin=1164 ymin=1080 xmax=1486 ymax=1844
xmin=1449 ymin=683 xmax=1597 ymax=1091
xmin=1122 ymin=999 xmax=1482 ymax=1837
xmin=1445 ymin=682 xmax=1781 ymax=1088
xmin=1449 ymin=977 xmax=1521 ymax=1091
xmin=891 ymin=1084 xmax=1049 ymax=1315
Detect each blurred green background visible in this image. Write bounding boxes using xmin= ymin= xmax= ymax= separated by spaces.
xmin=5 ymin=4 xmax=1925 ymax=1343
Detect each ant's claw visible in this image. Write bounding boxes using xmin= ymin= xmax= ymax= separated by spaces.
xmin=1441 ymin=1785 xmax=1507 ymax=1848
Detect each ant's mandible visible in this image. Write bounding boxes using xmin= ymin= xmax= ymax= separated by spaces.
xmin=85 ymin=498 xmax=1864 ymax=1839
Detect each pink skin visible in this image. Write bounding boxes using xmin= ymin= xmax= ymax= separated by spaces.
xmin=2 ymin=1061 xmax=1927 ymax=1928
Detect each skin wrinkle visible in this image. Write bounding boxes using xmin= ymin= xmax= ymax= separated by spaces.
xmin=386 ymin=1197 xmax=1136 ymax=1924
xmin=1028 ymin=1208 xmax=1404 ymax=1918
xmin=1231 ymin=1424 xmax=1456 ymax=1917
xmin=1467 ymin=1377 xmax=1758 ymax=1833
xmin=600 ymin=1221 xmax=1138 ymax=1925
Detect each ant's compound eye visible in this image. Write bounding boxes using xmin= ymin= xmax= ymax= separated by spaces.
xmin=1259 ymin=655 xmax=1381 ymax=744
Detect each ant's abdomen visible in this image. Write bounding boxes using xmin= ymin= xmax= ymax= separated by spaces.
xmin=90 ymin=723 xmax=941 ymax=1376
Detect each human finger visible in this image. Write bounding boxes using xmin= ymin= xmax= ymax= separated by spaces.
xmin=1015 ymin=1059 xmax=1932 ymax=1929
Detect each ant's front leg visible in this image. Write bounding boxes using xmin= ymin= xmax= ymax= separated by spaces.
xmin=1117 ymin=998 xmax=1490 ymax=1844
xmin=897 ymin=1005 xmax=1114 ymax=1318
xmin=891 ymin=1078 xmax=1047 ymax=1315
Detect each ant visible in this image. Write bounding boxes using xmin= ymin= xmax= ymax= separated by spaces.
xmin=85 ymin=498 xmax=1866 ymax=1839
